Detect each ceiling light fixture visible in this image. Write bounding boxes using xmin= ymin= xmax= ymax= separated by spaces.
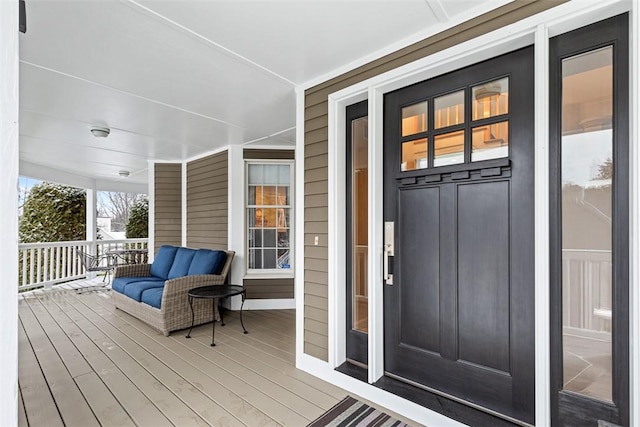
xmin=118 ymin=170 xmax=130 ymax=178
xmin=90 ymin=127 xmax=110 ymax=138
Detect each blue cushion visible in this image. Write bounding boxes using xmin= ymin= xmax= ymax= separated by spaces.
xmin=167 ymin=247 xmax=197 ymax=279
xmin=188 ymin=249 xmax=226 ymax=276
xmin=123 ymin=281 xmax=165 ymax=302
xmin=112 ymin=276 xmax=163 ymax=294
xmin=150 ymin=245 xmax=179 ymax=279
xmin=141 ymin=287 xmax=164 ymax=309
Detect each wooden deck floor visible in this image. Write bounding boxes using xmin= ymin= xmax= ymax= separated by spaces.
xmin=17 ymin=280 xmax=404 ymax=427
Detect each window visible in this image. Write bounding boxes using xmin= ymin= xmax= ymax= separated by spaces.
xmin=246 ymin=162 xmax=293 ymax=273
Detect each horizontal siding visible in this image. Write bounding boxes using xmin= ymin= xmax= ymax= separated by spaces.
xmin=302 ymin=0 xmax=567 ymax=361
xmin=154 ymin=163 xmax=182 ymax=254
xmin=186 ymin=151 xmax=228 ymax=250
xmin=243 ymin=278 xmax=294 ymax=300
xmin=243 ymin=149 xmax=295 ymax=160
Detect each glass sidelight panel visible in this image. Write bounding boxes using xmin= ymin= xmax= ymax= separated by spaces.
xmin=435 ymin=90 xmax=464 ymax=129
xmin=561 ymin=46 xmax=613 ymax=403
xmin=351 ymin=117 xmax=368 ymax=333
xmin=402 ymin=101 xmax=428 ymax=136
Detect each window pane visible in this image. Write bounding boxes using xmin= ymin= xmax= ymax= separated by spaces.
xmin=401 ymin=138 xmax=428 ymax=171
xmin=262 ymin=208 xmax=276 ymax=227
xmin=276 ymin=187 xmax=289 ymax=206
xmin=263 ymin=249 xmax=277 ymax=269
xmin=277 ymin=208 xmax=289 ymax=229
xmin=278 ymin=165 xmax=290 ymax=184
xmin=472 ymin=77 xmax=509 ymax=120
xmin=472 ymin=121 xmax=509 ymax=161
xmin=278 ymin=249 xmax=291 ymax=269
xmin=434 ymin=130 xmax=464 ymax=166
xmin=351 ymin=115 xmax=368 ymax=334
xmin=263 ymin=229 xmax=277 ymax=247
xmin=248 ymin=229 xmax=262 ymax=248
xmin=248 ymin=186 xmax=258 ymax=205
xmin=402 ymin=101 xmax=428 ymax=136
xmin=248 ymin=249 xmax=262 ymax=269
xmin=264 ymin=165 xmax=278 ymax=185
xmin=248 ymin=164 xmax=263 ymax=184
xmin=262 ymin=186 xmax=277 ymax=205
xmin=248 ymin=208 xmax=262 ymax=227
xmin=561 ymin=46 xmax=613 ymax=403
xmin=435 ymin=90 xmax=464 ymax=129
xmin=277 ymin=229 xmax=289 ymax=247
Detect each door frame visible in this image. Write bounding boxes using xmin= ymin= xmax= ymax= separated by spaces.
xmin=297 ymin=1 xmax=640 ymax=426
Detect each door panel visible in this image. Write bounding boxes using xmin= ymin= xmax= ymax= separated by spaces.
xmin=384 ymin=46 xmax=535 ymax=424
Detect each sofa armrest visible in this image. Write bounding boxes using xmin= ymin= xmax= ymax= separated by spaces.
xmin=114 ymin=263 xmax=152 ymax=278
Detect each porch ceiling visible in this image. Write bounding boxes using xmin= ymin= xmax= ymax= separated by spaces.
xmin=19 ymin=0 xmax=504 ymax=189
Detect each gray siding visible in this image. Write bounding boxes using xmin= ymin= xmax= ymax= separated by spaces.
xmin=154 ymin=163 xmax=182 ymax=254
xmin=186 ymin=151 xmax=228 ymax=250
xmin=243 ymin=148 xmax=296 ymax=299
xmin=302 ymin=0 xmax=567 ymax=361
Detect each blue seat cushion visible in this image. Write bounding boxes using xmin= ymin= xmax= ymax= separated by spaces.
xmin=141 ymin=287 xmax=164 ymax=309
xmin=123 ymin=281 xmax=165 ymax=302
xmin=167 ymin=247 xmax=197 ymax=279
xmin=112 ymin=276 xmax=163 ymax=294
xmin=188 ymin=249 xmax=226 ymax=276
xmin=150 ymin=245 xmax=179 ymax=280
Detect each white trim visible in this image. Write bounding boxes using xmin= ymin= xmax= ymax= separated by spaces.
xmin=147 ymin=161 xmax=155 ymax=260
xmin=0 ymin=0 xmax=19 ymax=423
xmin=228 ymin=145 xmax=245 ymax=310
xmin=181 ymin=161 xmax=187 ymax=246
xmin=242 ymin=299 xmax=295 ymax=310
xmin=368 ymin=87 xmax=384 ymax=383
xmin=243 ymin=272 xmax=294 ymax=280
xmin=533 ymin=23 xmax=551 ymax=427
xmin=297 ymin=354 xmax=465 ymax=427
xmin=630 ymin=1 xmax=640 ymax=425
xmin=294 ymin=88 xmax=306 ymax=363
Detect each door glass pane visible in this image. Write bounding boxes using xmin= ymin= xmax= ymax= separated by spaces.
xmin=472 ymin=77 xmax=509 ymax=120
xmin=435 ymin=90 xmax=464 ymax=129
xmin=401 ymin=138 xmax=428 ymax=171
xmin=434 ymin=130 xmax=464 ymax=166
xmin=351 ymin=117 xmax=368 ymax=333
xmin=402 ymin=101 xmax=428 ymax=136
xmin=561 ymin=46 xmax=613 ymax=403
xmin=472 ymin=121 xmax=509 ymax=161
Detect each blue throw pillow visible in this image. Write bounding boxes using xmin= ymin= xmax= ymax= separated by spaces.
xmin=167 ymin=247 xmax=197 ymax=279
xmin=188 ymin=249 xmax=226 ymax=276
xmin=149 ymin=245 xmax=179 ymax=279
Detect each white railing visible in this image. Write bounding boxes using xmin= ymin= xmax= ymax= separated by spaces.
xmin=18 ymin=239 xmax=148 ymax=291
xmin=562 ymin=249 xmax=612 ymax=333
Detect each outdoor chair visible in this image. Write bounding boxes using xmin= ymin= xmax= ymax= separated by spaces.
xmin=77 ymin=249 xmax=115 ymax=291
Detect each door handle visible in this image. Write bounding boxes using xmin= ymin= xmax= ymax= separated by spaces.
xmin=384 ymin=221 xmax=394 ymax=285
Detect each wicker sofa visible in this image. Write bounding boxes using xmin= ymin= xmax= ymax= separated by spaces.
xmin=111 ymin=245 xmax=234 ymax=336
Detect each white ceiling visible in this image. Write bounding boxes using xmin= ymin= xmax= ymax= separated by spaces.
xmin=18 ymin=0 xmax=504 ymax=190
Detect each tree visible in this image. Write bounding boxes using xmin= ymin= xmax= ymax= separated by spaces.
xmin=595 ymin=157 xmax=613 ymax=180
xmin=126 ymin=198 xmax=148 ymax=238
xmin=19 ymin=182 xmax=86 ymax=243
xmin=98 ymin=191 xmax=145 ymax=232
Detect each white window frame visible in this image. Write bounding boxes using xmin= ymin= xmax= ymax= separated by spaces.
xmin=244 ymin=159 xmax=295 ymax=278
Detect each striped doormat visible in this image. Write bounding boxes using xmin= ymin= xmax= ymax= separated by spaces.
xmin=308 ymin=396 xmax=412 ymax=427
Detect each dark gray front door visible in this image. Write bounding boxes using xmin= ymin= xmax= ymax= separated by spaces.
xmin=383 ymin=47 xmax=535 ymax=424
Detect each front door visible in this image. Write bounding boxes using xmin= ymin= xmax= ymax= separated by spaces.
xmin=383 ymin=47 xmax=535 ymax=424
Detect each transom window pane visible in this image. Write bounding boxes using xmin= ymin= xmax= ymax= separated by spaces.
xmin=472 ymin=77 xmax=509 ymax=120
xmin=247 ymin=162 xmax=292 ymax=271
xmin=472 ymin=121 xmax=509 ymax=161
xmin=434 ymin=130 xmax=464 ymax=166
xmin=402 ymin=101 xmax=428 ymax=136
xmin=435 ymin=90 xmax=464 ymax=129
xmin=401 ymin=138 xmax=428 ymax=171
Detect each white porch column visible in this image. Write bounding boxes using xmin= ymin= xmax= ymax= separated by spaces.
xmin=86 ymin=185 xmax=97 ymax=254
xmin=228 ymin=145 xmax=244 ymax=309
xmin=0 ymin=0 xmax=20 ymax=423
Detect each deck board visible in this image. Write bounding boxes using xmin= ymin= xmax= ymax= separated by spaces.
xmin=18 ymin=281 xmax=354 ymax=427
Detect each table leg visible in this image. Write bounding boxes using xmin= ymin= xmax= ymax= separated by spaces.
xmin=220 ymin=298 xmax=225 ymax=327
xmin=185 ymin=296 xmax=195 ymax=339
xmin=211 ymin=298 xmax=216 ymax=346
xmin=240 ymin=291 xmax=248 ymax=334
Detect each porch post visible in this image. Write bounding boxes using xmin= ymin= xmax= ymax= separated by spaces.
xmin=86 ymin=185 xmax=97 ymax=254
xmin=0 ymin=0 xmax=20 ymax=423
